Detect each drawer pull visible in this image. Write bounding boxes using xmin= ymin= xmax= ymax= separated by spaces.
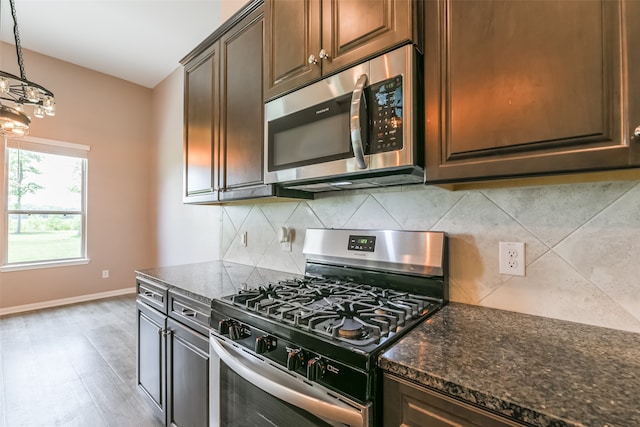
xmin=181 ymin=308 xmax=197 ymax=317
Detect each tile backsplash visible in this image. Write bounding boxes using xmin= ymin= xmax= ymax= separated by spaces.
xmin=222 ymin=181 xmax=640 ymax=333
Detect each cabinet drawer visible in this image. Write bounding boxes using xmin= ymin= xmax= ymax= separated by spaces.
xmin=168 ymin=291 xmax=211 ymax=336
xmin=383 ymin=374 xmax=524 ymax=426
xmin=137 ymin=277 xmax=168 ymax=314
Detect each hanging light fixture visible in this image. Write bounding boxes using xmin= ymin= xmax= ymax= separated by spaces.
xmin=0 ymin=0 xmax=55 ymax=137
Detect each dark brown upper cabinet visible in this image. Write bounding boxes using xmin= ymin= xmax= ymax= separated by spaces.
xmin=182 ymin=0 xmax=311 ymax=204
xmin=183 ymin=43 xmax=220 ymax=204
xmin=218 ymin=4 xmax=267 ymax=201
xmin=264 ymin=0 xmax=420 ymax=101
xmin=425 ymin=0 xmax=640 ymax=183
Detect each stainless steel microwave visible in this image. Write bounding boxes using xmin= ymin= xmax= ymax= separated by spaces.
xmin=264 ymin=45 xmax=424 ymax=192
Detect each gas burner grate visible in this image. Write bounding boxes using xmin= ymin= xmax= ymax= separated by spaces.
xmin=222 ymin=277 xmax=439 ymax=345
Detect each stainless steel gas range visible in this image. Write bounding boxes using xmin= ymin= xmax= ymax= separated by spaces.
xmin=209 ymin=228 xmax=448 ymax=427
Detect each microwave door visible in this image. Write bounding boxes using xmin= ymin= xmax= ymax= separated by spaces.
xmin=350 ymin=73 xmax=369 ymax=170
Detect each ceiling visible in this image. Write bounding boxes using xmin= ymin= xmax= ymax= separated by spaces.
xmin=0 ymin=0 xmax=230 ymax=89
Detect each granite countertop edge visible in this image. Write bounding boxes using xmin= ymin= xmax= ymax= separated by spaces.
xmin=136 ymin=269 xmax=213 ymax=305
xmin=135 ymin=261 xmax=301 ymax=305
xmin=379 ymin=359 xmax=568 ymax=426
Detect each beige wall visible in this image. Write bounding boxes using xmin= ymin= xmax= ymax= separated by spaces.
xmin=0 ymin=45 xmax=154 ymax=309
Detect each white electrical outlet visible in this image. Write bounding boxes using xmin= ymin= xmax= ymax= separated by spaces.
xmin=102 ymin=269 xmax=109 ymax=279
xmin=499 ymin=242 xmax=525 ymax=276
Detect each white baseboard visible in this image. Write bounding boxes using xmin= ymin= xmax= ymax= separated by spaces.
xmin=0 ymin=287 xmax=136 ymax=316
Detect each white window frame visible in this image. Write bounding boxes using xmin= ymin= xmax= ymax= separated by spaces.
xmin=2 ymin=136 xmax=90 ymax=271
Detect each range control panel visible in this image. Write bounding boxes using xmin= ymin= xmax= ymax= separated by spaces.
xmin=369 ymin=75 xmax=403 ymax=154
xmin=348 ymin=235 xmax=376 ymax=252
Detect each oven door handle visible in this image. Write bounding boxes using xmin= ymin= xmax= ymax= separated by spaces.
xmin=350 ymin=73 xmax=368 ymax=170
xmin=210 ymin=336 xmax=366 ymax=427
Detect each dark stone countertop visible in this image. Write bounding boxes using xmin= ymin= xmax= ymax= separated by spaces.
xmin=379 ymin=303 xmax=640 ymax=427
xmin=136 ymin=261 xmax=297 ymax=305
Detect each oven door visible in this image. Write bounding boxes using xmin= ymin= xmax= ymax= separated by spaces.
xmin=209 ymin=334 xmax=370 ymax=427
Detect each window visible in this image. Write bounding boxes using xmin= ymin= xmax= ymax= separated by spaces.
xmin=3 ymin=137 xmax=89 ymax=270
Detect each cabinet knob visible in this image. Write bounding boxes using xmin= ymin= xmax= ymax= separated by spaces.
xmin=319 ymin=49 xmax=330 ymax=60
xmin=308 ymin=54 xmax=318 ymax=65
xmin=634 ymin=125 xmax=640 ymax=139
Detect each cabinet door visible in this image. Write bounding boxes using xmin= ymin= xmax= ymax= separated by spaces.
xmin=425 ymin=0 xmax=637 ymax=183
xmin=264 ymin=0 xmax=322 ymax=100
xmin=383 ymin=374 xmax=524 ymax=427
xmin=136 ymin=301 xmax=167 ymax=424
xmin=166 ymin=318 xmax=209 ymax=427
xmin=219 ymin=5 xmax=269 ymax=198
xmin=628 ymin=0 xmax=640 ymax=165
xmin=321 ymin=0 xmax=414 ymax=75
xmin=183 ymin=43 xmax=220 ymax=203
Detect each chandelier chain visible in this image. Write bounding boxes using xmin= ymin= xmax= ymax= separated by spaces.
xmin=9 ymin=0 xmax=27 ymax=81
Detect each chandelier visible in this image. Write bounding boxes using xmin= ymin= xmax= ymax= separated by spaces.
xmin=0 ymin=0 xmax=55 ymax=137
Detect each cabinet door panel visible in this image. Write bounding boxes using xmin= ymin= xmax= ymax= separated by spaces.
xmin=322 ymin=0 xmax=412 ymax=74
xmin=184 ymin=45 xmax=219 ymax=202
xmin=449 ymin=1 xmax=605 ymax=153
xmin=136 ymin=302 xmax=166 ymax=423
xmin=628 ymin=0 xmax=640 ymax=165
xmin=220 ymin=7 xmax=265 ymax=191
xmin=265 ymin=0 xmax=322 ymax=100
xmin=167 ymin=318 xmax=209 ymax=427
xmin=425 ymin=0 xmax=632 ymax=182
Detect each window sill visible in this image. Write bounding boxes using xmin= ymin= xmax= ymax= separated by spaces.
xmin=1 ymin=258 xmax=91 ymax=273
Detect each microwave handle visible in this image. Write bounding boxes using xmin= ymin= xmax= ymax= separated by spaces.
xmin=350 ymin=74 xmax=368 ymax=170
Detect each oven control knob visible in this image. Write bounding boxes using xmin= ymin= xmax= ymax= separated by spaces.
xmin=255 ymin=335 xmax=277 ymax=354
xmin=220 ymin=320 xmax=248 ymax=340
xmin=228 ymin=322 xmax=248 ymax=340
xmin=286 ymin=347 xmax=305 ymax=371
xmin=306 ymin=356 xmax=326 ymax=381
xmin=218 ymin=319 xmax=235 ymax=335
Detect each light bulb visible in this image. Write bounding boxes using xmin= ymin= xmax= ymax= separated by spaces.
xmin=0 ymin=78 xmax=9 ymax=93
xmin=11 ymin=127 xmax=27 ymax=136
xmin=43 ymin=95 xmax=55 ymax=109
xmin=25 ymin=86 xmax=39 ymax=102
xmin=43 ymin=96 xmax=55 ymax=116
xmin=33 ymin=106 xmax=45 ymax=118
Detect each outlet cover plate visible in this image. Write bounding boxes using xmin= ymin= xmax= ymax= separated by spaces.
xmin=499 ymin=242 xmax=525 ymax=276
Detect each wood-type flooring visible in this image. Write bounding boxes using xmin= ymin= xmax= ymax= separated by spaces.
xmin=0 ymin=294 xmax=164 ymax=427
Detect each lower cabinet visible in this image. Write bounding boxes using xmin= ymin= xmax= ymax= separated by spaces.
xmin=167 ymin=318 xmax=209 ymax=427
xmin=383 ymin=374 xmax=524 ymax=427
xmin=136 ymin=289 xmax=210 ymax=427
xmin=137 ymin=300 xmax=167 ymax=420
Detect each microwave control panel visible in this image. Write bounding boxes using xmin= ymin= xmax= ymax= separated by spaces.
xmin=369 ymin=75 xmax=403 ymax=154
